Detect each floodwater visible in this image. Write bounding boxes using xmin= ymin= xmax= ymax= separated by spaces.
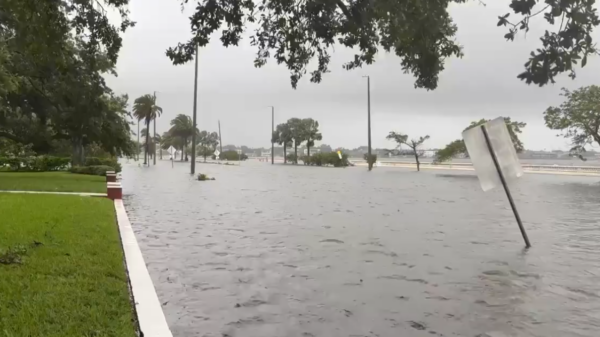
xmin=121 ymin=160 xmax=600 ymax=337
xmin=357 ymin=157 xmax=600 ymax=167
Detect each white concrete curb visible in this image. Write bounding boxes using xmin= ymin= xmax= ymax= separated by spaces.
xmin=114 ymin=199 xmax=173 ymax=337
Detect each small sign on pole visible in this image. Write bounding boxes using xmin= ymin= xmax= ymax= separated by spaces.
xmin=167 ymin=146 xmax=176 ymax=168
xmin=214 ymin=149 xmax=220 ymax=158
xmin=337 ymin=150 xmax=342 ymax=159
xmin=462 ymin=117 xmax=531 ymax=248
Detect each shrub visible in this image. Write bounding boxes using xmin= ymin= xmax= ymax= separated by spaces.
xmin=0 ymin=157 xmax=22 ymax=171
xmin=330 ymin=152 xmax=349 ymax=167
xmin=84 ymin=157 xmax=121 ymax=172
xmin=0 ymin=156 xmax=70 ymax=172
xmin=219 ymin=151 xmax=247 ymax=161
xmin=286 ymin=153 xmax=298 ymax=164
xmin=70 ymin=165 xmax=115 ymax=176
xmin=298 ymin=152 xmax=348 ymax=167
xmin=363 ymin=153 xmax=377 ymax=166
xmin=197 ymin=173 xmax=215 ymax=181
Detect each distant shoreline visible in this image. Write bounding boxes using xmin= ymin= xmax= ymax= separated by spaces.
xmin=350 ymin=161 xmax=600 ymax=177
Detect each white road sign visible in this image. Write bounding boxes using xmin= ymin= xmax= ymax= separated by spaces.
xmin=214 ymin=149 xmax=220 ymax=157
xmin=462 ymin=117 xmax=523 ymax=192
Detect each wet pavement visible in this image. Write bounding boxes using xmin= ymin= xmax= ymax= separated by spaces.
xmin=121 ymin=160 xmax=600 ymax=337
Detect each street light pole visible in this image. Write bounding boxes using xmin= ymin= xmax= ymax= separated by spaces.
xmin=153 ymin=91 xmax=157 ymax=166
xmin=271 ymin=106 xmax=274 ymax=165
xmin=218 ymin=120 xmax=223 ymax=154
xmin=137 ymin=118 xmax=140 ymax=161
xmin=363 ymin=75 xmax=372 ymax=171
xmin=191 ymin=43 xmax=199 ymax=175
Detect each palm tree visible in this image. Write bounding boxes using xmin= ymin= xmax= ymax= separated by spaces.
xmin=169 ymin=114 xmax=197 ymax=161
xmin=197 ymin=131 xmax=220 ymax=162
xmin=133 ymin=94 xmax=162 ymax=165
xmin=273 ymin=123 xmax=293 ymax=163
xmin=287 ymin=118 xmax=304 ymax=164
xmin=303 ymin=118 xmax=322 ymax=157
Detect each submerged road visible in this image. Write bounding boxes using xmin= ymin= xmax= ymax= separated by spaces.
xmin=122 ymin=160 xmax=600 ymax=337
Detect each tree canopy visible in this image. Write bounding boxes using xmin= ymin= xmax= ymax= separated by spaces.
xmin=0 ymin=0 xmax=136 ymax=163
xmin=544 ymin=85 xmax=600 ymax=160
xmin=302 ymin=118 xmax=322 ymax=156
xmin=168 ymin=0 xmax=599 ymax=89
xmin=197 ymin=131 xmax=220 ymax=161
xmin=133 ymin=94 xmax=162 ymax=164
xmin=168 ymin=114 xmax=198 ymax=160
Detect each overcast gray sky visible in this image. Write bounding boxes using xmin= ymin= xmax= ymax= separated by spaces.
xmin=105 ymin=0 xmax=600 ymax=151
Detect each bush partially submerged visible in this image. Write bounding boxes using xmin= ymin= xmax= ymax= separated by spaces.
xmin=300 ymin=152 xmax=349 ymax=167
xmin=219 ymin=151 xmax=248 ymax=161
xmin=197 ymin=173 xmax=215 ymax=181
xmin=363 ymin=153 xmax=377 ymax=165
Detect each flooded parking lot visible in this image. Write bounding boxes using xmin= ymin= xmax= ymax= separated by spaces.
xmin=122 ymin=160 xmax=600 ymax=337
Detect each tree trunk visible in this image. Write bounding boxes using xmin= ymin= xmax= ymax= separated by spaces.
xmin=71 ymin=137 xmax=84 ymax=166
xmin=283 ymin=144 xmax=287 ymax=164
xmin=414 ymin=151 xmax=420 ymax=171
xmin=144 ymin=119 xmax=150 ymax=165
xmin=294 ymin=142 xmax=298 ymax=164
xmin=184 ymin=137 xmax=189 ymax=161
xmin=307 ymin=143 xmax=311 ymax=157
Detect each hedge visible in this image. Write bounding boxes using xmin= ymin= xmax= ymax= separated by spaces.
xmin=84 ymin=157 xmax=121 ymax=172
xmin=0 ymin=156 xmax=70 ymax=172
xmin=300 ymin=152 xmax=349 ymax=167
xmin=69 ymin=165 xmax=115 ymax=176
xmin=219 ymin=151 xmax=248 ymax=161
xmin=0 ymin=156 xmax=121 ymax=173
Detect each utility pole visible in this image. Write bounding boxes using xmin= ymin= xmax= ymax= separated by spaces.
xmin=191 ymin=44 xmax=199 ymax=175
xmin=153 ymin=91 xmax=157 ymax=166
xmin=271 ymin=106 xmax=274 ymax=165
xmin=218 ymin=120 xmax=223 ymax=154
xmin=363 ymin=75 xmax=372 ymax=171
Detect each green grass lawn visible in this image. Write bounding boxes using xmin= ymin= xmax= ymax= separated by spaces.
xmin=0 ymin=194 xmax=137 ymax=337
xmin=0 ymin=172 xmax=106 ymax=193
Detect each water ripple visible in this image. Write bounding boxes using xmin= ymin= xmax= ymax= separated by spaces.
xmin=121 ymin=161 xmax=600 ymax=337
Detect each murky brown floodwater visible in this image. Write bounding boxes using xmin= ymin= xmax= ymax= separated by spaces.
xmin=121 ymin=160 xmax=600 ymax=337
